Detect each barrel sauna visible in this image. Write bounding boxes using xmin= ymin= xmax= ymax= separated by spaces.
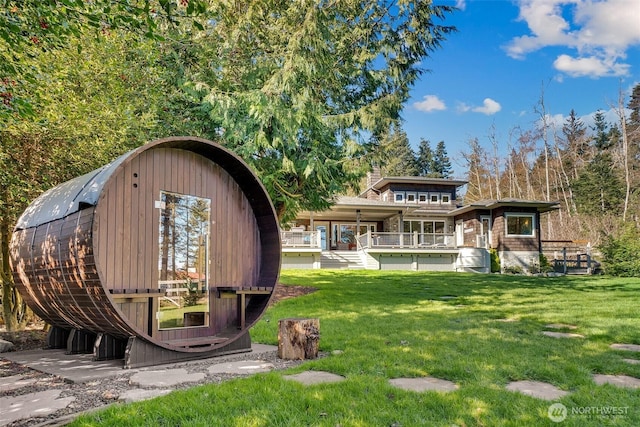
xmin=9 ymin=137 xmax=281 ymax=368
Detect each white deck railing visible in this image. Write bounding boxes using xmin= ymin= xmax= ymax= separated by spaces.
xmin=358 ymin=231 xmax=456 ymax=249
xmin=281 ymin=230 xmax=457 ymax=250
xmin=281 ymin=230 xmax=322 ymax=248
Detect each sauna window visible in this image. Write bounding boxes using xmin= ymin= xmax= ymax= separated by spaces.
xmin=157 ymin=191 xmax=210 ymax=330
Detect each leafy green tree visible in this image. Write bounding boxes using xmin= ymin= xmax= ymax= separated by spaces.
xmin=600 ymin=223 xmax=640 ymax=276
xmin=431 ymin=140 xmax=452 ymax=178
xmin=0 ymin=0 xmax=207 ymax=121
xmin=416 ymin=138 xmax=434 ymax=176
xmin=0 ymin=30 xmax=199 ymax=330
xmin=182 ymin=1 xmax=456 ymax=221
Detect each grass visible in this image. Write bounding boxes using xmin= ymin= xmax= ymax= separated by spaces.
xmin=71 ymin=271 xmax=640 ymax=426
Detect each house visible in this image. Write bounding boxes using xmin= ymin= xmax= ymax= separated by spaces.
xmin=281 ymin=171 xmax=559 ymax=272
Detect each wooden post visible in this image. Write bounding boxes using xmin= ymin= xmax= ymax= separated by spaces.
xmin=277 ymin=318 xmax=320 ymax=360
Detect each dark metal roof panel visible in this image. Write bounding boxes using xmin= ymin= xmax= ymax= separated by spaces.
xmin=14 ymin=152 xmax=130 ymax=230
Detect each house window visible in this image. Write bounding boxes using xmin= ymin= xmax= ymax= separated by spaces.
xmin=406 ymin=193 xmax=417 ymax=203
xmin=430 ymin=193 xmax=440 ymax=204
xmin=505 ymin=213 xmax=535 ymax=237
xmin=418 ymin=193 xmax=428 ymax=203
xmin=395 ymin=192 xmax=405 ymax=203
xmin=441 ymin=194 xmax=450 ymax=203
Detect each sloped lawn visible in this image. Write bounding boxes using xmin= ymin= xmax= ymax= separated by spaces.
xmin=72 ymin=271 xmax=640 ymax=426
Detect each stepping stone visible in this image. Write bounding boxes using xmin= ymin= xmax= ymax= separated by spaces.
xmin=389 ymin=377 xmax=458 ymax=393
xmin=623 ymin=359 xmax=640 ymax=365
xmin=0 ymin=390 xmax=75 ymax=425
xmin=542 ymin=331 xmax=584 ymax=339
xmin=129 ymin=368 xmax=205 ymax=388
xmin=545 ymin=323 xmax=577 ymax=330
xmin=611 ymin=343 xmax=640 ymax=352
xmin=0 ymin=374 xmax=37 ymax=392
xmin=439 ymin=296 xmax=456 ymax=300
xmin=593 ymin=374 xmax=640 ymax=389
xmin=283 ymin=371 xmax=345 ymax=385
xmin=208 ymin=360 xmax=274 ymax=375
xmin=505 ymin=380 xmax=568 ymax=400
xmin=119 ymin=388 xmax=173 ymax=403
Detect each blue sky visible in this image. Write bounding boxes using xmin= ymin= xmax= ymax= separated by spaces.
xmin=401 ymin=0 xmax=640 ymax=177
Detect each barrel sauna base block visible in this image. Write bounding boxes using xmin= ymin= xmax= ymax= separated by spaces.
xmin=94 ymin=333 xmax=128 ymax=361
xmin=123 ymin=330 xmax=253 ymax=369
xmin=47 ymin=327 xmax=70 ymax=349
xmin=67 ymin=329 xmax=97 ymax=355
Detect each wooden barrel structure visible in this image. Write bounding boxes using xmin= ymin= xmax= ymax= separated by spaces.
xmin=9 ymin=137 xmax=280 ymax=368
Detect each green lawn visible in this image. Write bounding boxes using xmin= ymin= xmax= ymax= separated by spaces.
xmin=72 ymin=271 xmax=640 ymax=426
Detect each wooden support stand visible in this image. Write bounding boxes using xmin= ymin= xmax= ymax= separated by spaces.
xmin=277 ymin=318 xmax=320 ymax=360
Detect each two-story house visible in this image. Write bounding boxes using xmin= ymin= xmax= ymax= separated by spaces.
xmin=281 ymin=171 xmax=558 ymax=272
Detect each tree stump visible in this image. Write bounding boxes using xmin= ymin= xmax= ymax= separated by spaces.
xmin=277 ymin=318 xmax=320 ymax=360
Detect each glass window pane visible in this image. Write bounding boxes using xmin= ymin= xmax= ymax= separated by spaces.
xmin=158 ymin=192 xmax=210 ymax=330
xmin=507 ymin=215 xmax=534 ymax=236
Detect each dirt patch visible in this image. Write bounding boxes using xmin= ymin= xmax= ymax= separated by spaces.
xmin=0 ymin=326 xmax=48 ymax=352
xmin=271 ymin=284 xmax=317 ymax=304
xmin=0 ymin=284 xmax=316 ymax=352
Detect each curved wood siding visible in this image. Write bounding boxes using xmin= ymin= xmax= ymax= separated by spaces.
xmin=10 ymin=208 xmax=131 ymax=336
xmin=10 ymin=137 xmax=280 ymax=357
xmin=94 ymin=147 xmax=262 ymax=342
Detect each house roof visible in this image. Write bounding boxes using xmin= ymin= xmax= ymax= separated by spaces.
xmin=296 ymin=196 xmax=559 ymax=222
xmin=448 ymin=198 xmax=561 ymax=215
xmin=359 ymin=176 xmax=468 ymax=197
xmin=297 ymin=195 xmax=454 ymax=221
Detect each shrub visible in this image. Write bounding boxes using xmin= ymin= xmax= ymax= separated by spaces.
xmin=600 ymin=223 xmax=640 ymax=276
xmin=489 ymin=249 xmax=500 ymax=273
xmin=503 ymin=265 xmax=524 ymax=275
xmin=539 ymin=253 xmax=553 ymax=273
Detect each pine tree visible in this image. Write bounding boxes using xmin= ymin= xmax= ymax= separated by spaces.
xmin=571 ymin=111 xmax=623 ymax=215
xmin=561 ymin=109 xmax=588 ymax=180
xmin=378 ymin=125 xmax=419 ymax=176
xmin=416 ymin=138 xmax=434 ymax=176
xmin=432 ymin=140 xmax=452 ymax=178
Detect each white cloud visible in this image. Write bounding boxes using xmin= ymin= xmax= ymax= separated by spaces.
xmin=456 ymin=98 xmax=501 ymax=115
xmin=455 ymin=0 xmax=467 ymax=11
xmin=413 ymin=95 xmax=447 ymax=112
xmin=456 ymin=102 xmax=471 ymax=113
xmin=472 ymin=98 xmax=502 ymax=115
xmin=553 ymin=54 xmax=630 ymax=77
xmin=504 ymin=0 xmax=640 ymax=78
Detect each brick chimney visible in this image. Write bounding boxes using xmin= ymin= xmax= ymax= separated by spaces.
xmin=366 ymin=167 xmax=382 ymax=200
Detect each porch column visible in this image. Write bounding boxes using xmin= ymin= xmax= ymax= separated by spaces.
xmin=356 ymin=210 xmax=361 ymax=243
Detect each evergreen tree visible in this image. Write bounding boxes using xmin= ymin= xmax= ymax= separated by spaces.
xmin=416 ymin=138 xmax=434 ymax=176
xmin=561 ymin=109 xmax=588 ymax=181
xmin=571 ymin=111 xmax=623 ymax=215
xmin=378 ymin=124 xmax=419 ymax=176
xmin=431 ymin=140 xmax=452 ymax=178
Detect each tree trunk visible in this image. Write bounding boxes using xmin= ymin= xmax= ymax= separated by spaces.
xmin=1 ymin=219 xmax=18 ymax=331
xmin=277 ymin=318 xmax=319 ymax=360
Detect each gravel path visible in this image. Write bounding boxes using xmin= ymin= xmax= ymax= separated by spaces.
xmin=1 ymin=348 xmax=306 ymax=427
